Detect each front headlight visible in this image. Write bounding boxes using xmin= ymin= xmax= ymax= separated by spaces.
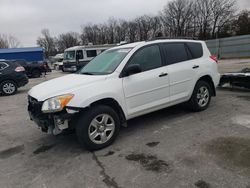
xmin=42 ymin=94 xmax=74 ymax=113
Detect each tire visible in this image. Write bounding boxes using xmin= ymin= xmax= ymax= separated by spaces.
xmin=76 ymin=105 xmax=120 ymax=151
xmin=188 ymin=80 xmax=212 ymax=112
xmin=32 ymin=69 xmax=41 ymax=78
xmin=0 ymin=80 xmax=17 ymax=96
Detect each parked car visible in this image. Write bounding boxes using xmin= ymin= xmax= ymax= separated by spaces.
xmin=53 ymin=54 xmax=64 ymax=71
xmin=28 ymin=39 xmax=220 ymax=150
xmin=15 ymin=60 xmax=49 ymax=78
xmin=0 ymin=60 xmax=28 ymax=95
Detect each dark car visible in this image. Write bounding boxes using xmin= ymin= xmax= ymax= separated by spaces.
xmin=15 ymin=60 xmax=49 ymax=78
xmin=0 ymin=60 xmax=28 ymax=95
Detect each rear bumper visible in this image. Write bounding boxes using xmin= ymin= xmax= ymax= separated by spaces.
xmin=214 ymin=73 xmax=221 ymax=87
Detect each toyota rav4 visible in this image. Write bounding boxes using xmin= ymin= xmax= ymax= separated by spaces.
xmin=28 ymin=39 xmax=220 ymax=150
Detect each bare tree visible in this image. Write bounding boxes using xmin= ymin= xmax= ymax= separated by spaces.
xmin=56 ymin=32 xmax=80 ymax=52
xmin=77 ymin=0 xmax=238 ymax=45
xmin=127 ymin=20 xmax=138 ymax=42
xmin=161 ymin=0 xmax=193 ymax=37
xmin=0 ymin=34 xmax=20 ymax=48
xmin=37 ymin=29 xmax=57 ymax=58
xmin=8 ymin=35 xmax=21 ymax=48
xmin=233 ymin=10 xmax=250 ymax=35
xmin=0 ymin=34 xmax=9 ymax=48
xmin=210 ymin=0 xmax=236 ymax=38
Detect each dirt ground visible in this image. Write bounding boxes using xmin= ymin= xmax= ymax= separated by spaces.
xmin=0 ymin=59 xmax=250 ymax=188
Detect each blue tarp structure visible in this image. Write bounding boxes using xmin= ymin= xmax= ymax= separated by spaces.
xmin=0 ymin=47 xmax=44 ymax=62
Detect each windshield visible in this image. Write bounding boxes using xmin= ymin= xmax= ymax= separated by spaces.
xmin=79 ymin=48 xmax=131 ymax=75
xmin=64 ymin=51 xmax=75 ymax=60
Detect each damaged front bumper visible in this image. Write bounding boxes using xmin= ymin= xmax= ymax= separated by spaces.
xmin=28 ymin=96 xmax=79 ymax=135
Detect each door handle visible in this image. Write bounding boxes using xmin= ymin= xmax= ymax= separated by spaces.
xmin=193 ymin=65 xmax=199 ymax=69
xmin=159 ymin=73 xmax=168 ymax=77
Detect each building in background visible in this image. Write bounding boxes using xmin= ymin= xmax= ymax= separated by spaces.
xmin=0 ymin=47 xmax=43 ymax=62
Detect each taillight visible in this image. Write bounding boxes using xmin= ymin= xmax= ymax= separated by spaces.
xmin=210 ymin=55 xmax=218 ymax=64
xmin=15 ymin=66 xmax=25 ymax=72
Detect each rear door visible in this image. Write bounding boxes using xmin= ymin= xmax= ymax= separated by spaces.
xmin=161 ymin=42 xmax=200 ymax=102
xmin=122 ymin=44 xmax=170 ymax=116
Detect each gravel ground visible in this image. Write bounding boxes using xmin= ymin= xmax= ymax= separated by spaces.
xmin=0 ymin=60 xmax=250 ymax=188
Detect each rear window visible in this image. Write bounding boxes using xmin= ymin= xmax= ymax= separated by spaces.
xmin=163 ymin=43 xmax=189 ymax=64
xmin=186 ymin=42 xmax=203 ymax=59
xmin=0 ymin=62 xmax=9 ymax=70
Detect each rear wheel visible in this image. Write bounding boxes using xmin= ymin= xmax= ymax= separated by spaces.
xmin=76 ymin=105 xmax=120 ymax=151
xmin=0 ymin=80 xmax=17 ymax=96
xmin=188 ymin=80 xmax=212 ymax=112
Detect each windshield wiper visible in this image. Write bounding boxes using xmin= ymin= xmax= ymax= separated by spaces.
xmin=80 ymin=72 xmax=94 ymax=75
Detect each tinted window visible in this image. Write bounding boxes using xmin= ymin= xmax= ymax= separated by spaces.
xmin=163 ymin=43 xmax=188 ymax=64
xmin=77 ymin=50 xmax=83 ymax=59
xmin=186 ymin=42 xmax=203 ymax=59
xmin=86 ymin=50 xmax=97 ymax=58
xmin=128 ymin=45 xmax=162 ymax=72
xmin=0 ymin=62 xmax=8 ymax=70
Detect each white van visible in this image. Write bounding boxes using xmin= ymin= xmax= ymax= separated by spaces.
xmin=63 ymin=44 xmax=116 ymax=72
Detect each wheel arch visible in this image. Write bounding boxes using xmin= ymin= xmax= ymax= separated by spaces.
xmin=0 ymin=79 xmax=17 ymax=86
xmin=81 ymin=98 xmax=127 ymax=126
xmin=197 ymin=75 xmax=216 ymax=96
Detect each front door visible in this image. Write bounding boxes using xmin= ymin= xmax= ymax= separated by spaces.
xmin=122 ymin=45 xmax=170 ymax=116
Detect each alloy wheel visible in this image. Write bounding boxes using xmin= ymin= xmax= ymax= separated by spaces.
xmin=88 ymin=114 xmax=115 ymax=144
xmin=197 ymin=86 xmax=210 ymax=107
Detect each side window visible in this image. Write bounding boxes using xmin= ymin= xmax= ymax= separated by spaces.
xmin=86 ymin=50 xmax=97 ymax=58
xmin=163 ymin=43 xmax=189 ymax=64
xmin=128 ymin=45 xmax=162 ymax=72
xmin=0 ymin=62 xmax=8 ymax=71
xmin=77 ymin=50 xmax=84 ymax=59
xmin=186 ymin=42 xmax=203 ymax=59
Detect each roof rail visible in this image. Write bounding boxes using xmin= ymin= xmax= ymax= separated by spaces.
xmin=148 ymin=36 xmax=199 ymax=41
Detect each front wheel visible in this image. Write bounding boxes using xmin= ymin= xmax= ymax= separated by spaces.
xmin=76 ymin=105 xmax=120 ymax=151
xmin=188 ymin=80 xmax=212 ymax=112
xmin=0 ymin=80 xmax=17 ymax=96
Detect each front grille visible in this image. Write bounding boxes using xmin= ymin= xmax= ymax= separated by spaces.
xmin=28 ymin=95 xmax=43 ymax=117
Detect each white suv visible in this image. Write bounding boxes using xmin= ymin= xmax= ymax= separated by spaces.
xmin=28 ymin=39 xmax=220 ymax=150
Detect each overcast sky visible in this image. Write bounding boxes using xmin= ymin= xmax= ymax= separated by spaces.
xmin=0 ymin=0 xmax=249 ymax=47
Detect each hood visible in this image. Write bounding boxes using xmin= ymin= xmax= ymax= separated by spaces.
xmin=28 ymin=74 xmax=107 ymax=101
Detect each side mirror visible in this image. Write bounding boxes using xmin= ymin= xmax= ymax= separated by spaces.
xmin=123 ymin=64 xmax=142 ymax=77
